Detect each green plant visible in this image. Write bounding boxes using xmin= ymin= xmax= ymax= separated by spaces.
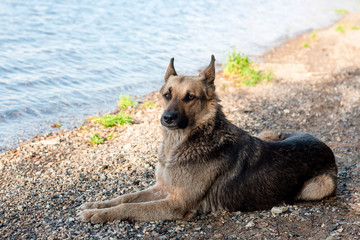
xmin=223 ymin=50 xmax=271 ymax=86
xmin=351 ymin=25 xmax=360 ymax=30
xmin=142 ymin=100 xmax=155 ymax=109
xmin=334 ymin=9 xmax=349 ymax=14
xmin=311 ymin=31 xmax=317 ymax=41
xmin=107 ymin=133 xmax=116 ymax=140
xmin=302 ymin=42 xmax=310 ymax=48
xmin=335 ymin=25 xmax=345 ymax=33
xmin=118 ymin=95 xmax=137 ymax=109
xmin=90 ymin=133 xmax=104 ymax=145
xmin=93 ymin=112 xmax=133 ymax=127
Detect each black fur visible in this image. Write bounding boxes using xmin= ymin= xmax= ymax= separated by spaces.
xmin=176 ymin=106 xmax=337 ymax=213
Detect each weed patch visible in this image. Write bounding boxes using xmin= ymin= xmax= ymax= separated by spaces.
xmin=334 ymin=9 xmax=349 ymax=15
xmin=302 ymin=42 xmax=310 ymax=48
xmin=336 ymin=25 xmax=346 ymax=33
xmin=142 ymin=100 xmax=155 ymax=109
xmin=223 ymin=50 xmax=271 ymax=86
xmin=334 ymin=21 xmax=360 ymax=33
xmin=118 ymin=95 xmax=137 ymax=109
xmin=90 ymin=133 xmax=105 ymax=145
xmin=93 ymin=113 xmax=133 ymax=127
xmin=311 ymin=31 xmax=317 ymax=41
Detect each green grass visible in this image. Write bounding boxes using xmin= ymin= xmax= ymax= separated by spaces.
xmin=311 ymin=31 xmax=317 ymax=41
xmin=89 ymin=132 xmax=116 ymax=145
xmin=223 ymin=50 xmax=271 ymax=86
xmin=334 ymin=9 xmax=349 ymax=14
xmin=302 ymin=42 xmax=310 ymax=48
xmin=118 ymin=95 xmax=137 ymax=109
xmin=107 ymin=133 xmax=115 ymax=140
xmin=142 ymin=100 xmax=155 ymax=109
xmin=93 ymin=112 xmax=133 ymax=127
xmin=335 ymin=25 xmax=346 ymax=33
xmin=90 ymin=133 xmax=104 ymax=145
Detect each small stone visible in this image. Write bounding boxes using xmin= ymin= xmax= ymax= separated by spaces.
xmin=336 ymin=227 xmax=344 ymax=233
xmin=328 ymin=224 xmax=338 ymax=231
xmin=271 ymin=206 xmax=289 ymax=214
xmin=326 ymin=233 xmax=341 ymax=240
xmin=245 ymin=220 xmax=255 ymax=228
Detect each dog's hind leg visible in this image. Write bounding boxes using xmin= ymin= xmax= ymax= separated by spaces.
xmin=296 ymin=171 xmax=337 ymax=201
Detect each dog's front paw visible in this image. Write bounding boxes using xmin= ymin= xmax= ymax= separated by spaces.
xmin=78 ymin=202 xmax=101 ymax=210
xmin=78 ymin=209 xmax=110 ymax=224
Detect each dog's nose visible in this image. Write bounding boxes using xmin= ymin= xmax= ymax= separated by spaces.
xmin=162 ymin=112 xmax=178 ymax=124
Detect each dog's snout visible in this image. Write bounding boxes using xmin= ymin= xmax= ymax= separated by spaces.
xmin=163 ymin=112 xmax=178 ymax=124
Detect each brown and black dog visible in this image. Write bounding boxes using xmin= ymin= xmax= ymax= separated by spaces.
xmin=78 ymin=55 xmax=337 ymax=224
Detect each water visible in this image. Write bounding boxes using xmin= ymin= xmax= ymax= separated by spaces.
xmin=1 ymin=0 xmax=359 ymax=151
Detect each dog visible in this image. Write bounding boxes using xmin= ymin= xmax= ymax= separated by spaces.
xmin=78 ymin=55 xmax=337 ymax=224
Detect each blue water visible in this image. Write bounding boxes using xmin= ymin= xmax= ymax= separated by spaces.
xmin=1 ymin=0 xmax=359 ymax=151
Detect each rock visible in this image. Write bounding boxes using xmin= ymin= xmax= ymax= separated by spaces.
xmin=326 ymin=233 xmax=341 ymax=240
xmin=245 ymin=220 xmax=255 ymax=228
xmin=37 ymin=138 xmax=60 ymax=146
xmin=271 ymin=206 xmax=289 ymax=214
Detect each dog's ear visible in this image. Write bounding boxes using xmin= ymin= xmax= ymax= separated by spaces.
xmin=164 ymin=58 xmax=177 ymax=82
xmin=200 ymin=55 xmax=216 ymax=97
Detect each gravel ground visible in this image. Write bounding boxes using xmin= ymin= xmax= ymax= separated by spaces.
xmin=1 ymin=13 xmax=360 ymax=239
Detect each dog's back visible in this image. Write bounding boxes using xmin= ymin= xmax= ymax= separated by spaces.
xmin=198 ymin=124 xmax=337 ymax=213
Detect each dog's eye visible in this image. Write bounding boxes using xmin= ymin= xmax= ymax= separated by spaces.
xmin=163 ymin=93 xmax=172 ymax=100
xmin=184 ymin=94 xmax=196 ymax=102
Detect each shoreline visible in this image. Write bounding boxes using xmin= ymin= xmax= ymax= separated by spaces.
xmin=1 ymin=12 xmax=360 ymax=239
xmin=0 ymin=9 xmax=352 ymax=153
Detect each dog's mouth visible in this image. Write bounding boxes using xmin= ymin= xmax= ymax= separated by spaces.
xmin=161 ymin=122 xmax=180 ymax=130
xmin=161 ymin=112 xmax=188 ymax=130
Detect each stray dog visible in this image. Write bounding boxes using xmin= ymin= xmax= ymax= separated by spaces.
xmin=78 ymin=55 xmax=337 ymax=224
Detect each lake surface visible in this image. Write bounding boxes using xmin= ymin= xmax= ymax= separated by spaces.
xmin=1 ymin=0 xmax=359 ymax=151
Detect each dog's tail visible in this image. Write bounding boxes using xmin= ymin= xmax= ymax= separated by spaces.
xmin=256 ymin=130 xmax=287 ymax=141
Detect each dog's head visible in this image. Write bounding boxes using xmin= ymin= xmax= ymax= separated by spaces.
xmin=160 ymin=55 xmax=218 ymax=130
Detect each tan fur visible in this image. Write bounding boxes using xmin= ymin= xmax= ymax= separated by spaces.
xmin=257 ymin=130 xmax=282 ymax=141
xmin=297 ymin=173 xmax=337 ymax=201
xmin=78 ymin=56 xmax=219 ymax=224
xmin=161 ymin=75 xmax=218 ymax=130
